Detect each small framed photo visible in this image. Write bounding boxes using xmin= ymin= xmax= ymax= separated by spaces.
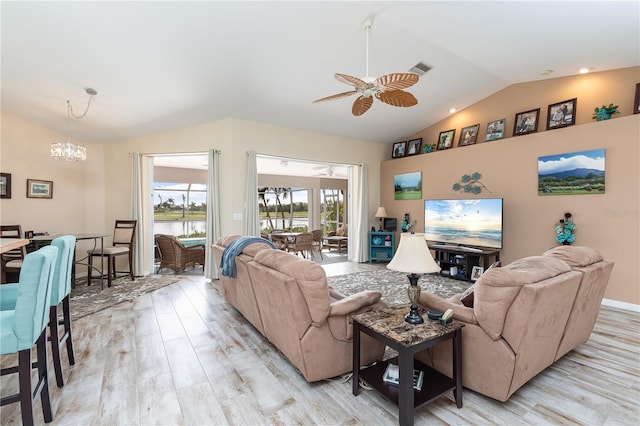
xmin=437 ymin=129 xmax=455 ymax=150
xmin=471 ymin=266 xmax=484 ymax=281
xmin=459 ymin=124 xmax=480 ymax=146
xmin=485 ymin=118 xmax=506 ymax=141
xmin=406 ymin=138 xmax=422 ymax=156
xmin=513 ymin=108 xmax=540 ymax=136
xmin=27 ymin=179 xmax=53 ymax=199
xmin=634 ymin=83 xmax=640 ymax=114
xmin=392 ymin=141 xmax=407 ymax=158
xmin=0 ymin=173 xmax=11 ymax=199
xmin=547 ymin=98 xmax=577 ymax=130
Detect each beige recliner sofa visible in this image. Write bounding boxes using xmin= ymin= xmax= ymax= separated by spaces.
xmin=212 ymin=234 xmax=387 ymax=382
xmin=416 ymin=246 xmax=613 ymax=402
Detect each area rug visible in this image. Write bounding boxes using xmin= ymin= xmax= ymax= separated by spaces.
xmin=70 ymin=275 xmax=182 ymax=320
xmin=326 ymin=269 xmax=471 ymax=306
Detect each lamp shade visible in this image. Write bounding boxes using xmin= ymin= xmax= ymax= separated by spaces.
xmin=387 ymin=232 xmax=441 ymax=274
xmin=375 ymin=206 xmax=388 ymax=218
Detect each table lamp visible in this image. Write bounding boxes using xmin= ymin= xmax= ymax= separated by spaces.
xmin=387 ymin=232 xmax=441 ymax=324
xmin=375 ymin=207 xmax=388 ymax=231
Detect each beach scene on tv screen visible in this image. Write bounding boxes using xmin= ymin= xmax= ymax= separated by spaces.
xmin=424 ymin=198 xmax=503 ymax=248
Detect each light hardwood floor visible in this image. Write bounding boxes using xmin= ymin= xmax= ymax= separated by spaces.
xmin=1 ymin=262 xmax=638 ymax=425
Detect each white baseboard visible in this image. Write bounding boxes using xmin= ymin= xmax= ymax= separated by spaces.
xmin=601 ymin=298 xmax=640 ymax=313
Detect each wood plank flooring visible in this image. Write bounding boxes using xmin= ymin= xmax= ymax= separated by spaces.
xmin=1 ymin=262 xmax=638 ymax=425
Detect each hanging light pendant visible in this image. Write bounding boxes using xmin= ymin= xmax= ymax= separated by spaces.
xmin=51 ymin=88 xmax=96 ymax=161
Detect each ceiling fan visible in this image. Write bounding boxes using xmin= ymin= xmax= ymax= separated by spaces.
xmin=313 ymin=19 xmax=419 ymax=116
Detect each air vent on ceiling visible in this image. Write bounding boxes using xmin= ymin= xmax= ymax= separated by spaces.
xmin=409 ymin=62 xmax=432 ymax=76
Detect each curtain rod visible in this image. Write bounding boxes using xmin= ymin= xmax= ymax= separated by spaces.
xmin=130 ymin=150 xmax=221 ymax=156
xmin=249 ymin=152 xmax=359 ymax=168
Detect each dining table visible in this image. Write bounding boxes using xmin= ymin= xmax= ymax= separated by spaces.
xmin=30 ymin=233 xmax=108 ymax=288
xmin=0 ymin=237 xmax=30 ymax=254
xmin=270 ymin=232 xmax=302 ymax=250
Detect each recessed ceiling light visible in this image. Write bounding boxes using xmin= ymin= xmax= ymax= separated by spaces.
xmin=449 ymin=108 xmax=457 ymax=114
xmin=578 ymin=67 xmax=591 ymax=74
xmin=540 ymin=69 xmax=554 ymax=76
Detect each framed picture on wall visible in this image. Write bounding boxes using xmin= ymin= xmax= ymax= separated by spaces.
xmin=406 ymin=138 xmax=422 ymax=156
xmin=459 ymin=124 xmax=480 ymax=146
xmin=437 ymin=129 xmax=455 ymax=150
xmin=485 ymin=118 xmax=506 ymax=141
xmin=0 ymin=173 xmax=11 ymax=199
xmin=513 ymin=108 xmax=540 ymax=136
xmin=26 ymin=179 xmax=53 ymax=199
xmin=634 ymin=82 xmax=640 ymax=114
xmin=547 ymin=98 xmax=577 ymax=130
xmin=392 ymin=141 xmax=407 ymax=158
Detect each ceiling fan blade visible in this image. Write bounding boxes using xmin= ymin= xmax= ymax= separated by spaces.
xmin=352 ymin=96 xmax=373 ymax=116
xmin=313 ymin=90 xmax=357 ymax=103
xmin=335 ymin=73 xmax=368 ymax=89
xmin=377 ymin=90 xmax=418 ymax=107
xmin=376 ymin=73 xmax=419 ymax=91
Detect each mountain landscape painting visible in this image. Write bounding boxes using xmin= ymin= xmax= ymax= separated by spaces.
xmin=538 ymin=149 xmax=605 ymax=195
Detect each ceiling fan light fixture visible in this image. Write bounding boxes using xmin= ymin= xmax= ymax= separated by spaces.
xmin=313 ymin=19 xmax=420 ymax=116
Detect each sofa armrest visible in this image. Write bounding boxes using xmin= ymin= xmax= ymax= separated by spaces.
xmin=419 ymin=291 xmax=477 ymax=324
xmin=329 ymin=290 xmax=382 ymax=317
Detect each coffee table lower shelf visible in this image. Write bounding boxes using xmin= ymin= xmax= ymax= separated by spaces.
xmin=360 ymin=357 xmax=454 ymax=408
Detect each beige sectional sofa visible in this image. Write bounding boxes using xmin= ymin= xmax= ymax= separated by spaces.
xmin=212 ymin=234 xmax=387 ymax=382
xmin=417 ymin=246 xmax=613 ymax=402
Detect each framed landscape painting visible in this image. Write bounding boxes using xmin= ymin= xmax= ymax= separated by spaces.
xmin=538 ymin=149 xmax=605 ymax=195
xmin=394 ymin=171 xmax=422 ymax=200
xmin=27 ymin=179 xmax=53 ymax=199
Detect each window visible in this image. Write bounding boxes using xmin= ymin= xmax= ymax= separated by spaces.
xmin=154 ymin=182 xmax=207 ymax=238
xmin=259 ymin=187 xmax=309 ymax=232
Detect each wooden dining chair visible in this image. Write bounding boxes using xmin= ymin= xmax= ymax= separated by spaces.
xmin=0 ymin=224 xmax=27 ymax=283
xmin=87 ymin=220 xmax=137 ymax=288
xmin=311 ymin=229 xmax=323 ymax=259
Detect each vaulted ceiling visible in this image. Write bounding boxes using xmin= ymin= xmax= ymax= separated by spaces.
xmin=2 ymin=1 xmax=638 ymax=145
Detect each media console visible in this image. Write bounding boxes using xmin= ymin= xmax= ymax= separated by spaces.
xmin=429 ymin=244 xmax=500 ymax=282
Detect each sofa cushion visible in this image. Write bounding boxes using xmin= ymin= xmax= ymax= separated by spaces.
xmin=474 ymin=256 xmax=571 ymax=340
xmin=253 ymin=249 xmax=331 ymax=325
xmin=460 ymin=261 xmax=501 ymax=308
xmin=542 ymin=245 xmax=603 ymax=267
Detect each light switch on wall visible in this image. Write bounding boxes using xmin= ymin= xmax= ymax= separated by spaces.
xmin=232 ymin=213 xmax=243 ymax=221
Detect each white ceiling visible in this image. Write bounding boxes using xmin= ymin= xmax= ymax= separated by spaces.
xmin=2 ymin=1 xmax=639 ymax=146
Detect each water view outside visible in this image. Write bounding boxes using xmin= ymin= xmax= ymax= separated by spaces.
xmin=154 ymin=220 xmax=206 ymax=237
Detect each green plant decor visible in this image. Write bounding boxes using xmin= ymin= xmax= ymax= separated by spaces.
xmin=592 ymin=104 xmax=620 ymax=121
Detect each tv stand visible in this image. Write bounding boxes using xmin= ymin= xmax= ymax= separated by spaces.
xmin=429 ymin=245 xmax=500 ymax=282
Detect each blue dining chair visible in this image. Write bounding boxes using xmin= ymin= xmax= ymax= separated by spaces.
xmin=49 ymin=235 xmax=76 ymax=387
xmin=0 ymin=245 xmax=58 ymax=425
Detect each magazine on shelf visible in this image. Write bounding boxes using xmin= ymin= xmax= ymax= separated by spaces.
xmin=382 ymin=364 xmax=424 ymax=391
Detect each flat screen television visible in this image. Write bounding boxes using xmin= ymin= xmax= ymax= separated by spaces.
xmin=383 ymin=217 xmax=397 ymax=231
xmin=424 ymin=198 xmax=503 ymax=249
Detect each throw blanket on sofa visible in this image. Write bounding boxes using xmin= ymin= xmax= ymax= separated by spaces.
xmin=220 ymin=236 xmax=274 ymax=278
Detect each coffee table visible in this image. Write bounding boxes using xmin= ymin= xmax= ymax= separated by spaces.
xmin=352 ymin=306 xmax=464 ymax=426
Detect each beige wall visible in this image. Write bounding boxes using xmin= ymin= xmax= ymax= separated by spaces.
xmin=101 ymin=118 xmax=387 ymax=264
xmin=381 ymin=68 xmax=640 ymax=306
xmin=0 ymin=111 xmax=106 ymax=267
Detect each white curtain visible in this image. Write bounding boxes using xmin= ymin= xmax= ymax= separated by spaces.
xmin=245 ymin=150 xmax=259 ymax=236
xmin=205 ymin=149 xmax=221 ymax=280
xmin=349 ymin=163 xmax=368 ymax=262
xmin=130 ymin=152 xmax=145 ymax=276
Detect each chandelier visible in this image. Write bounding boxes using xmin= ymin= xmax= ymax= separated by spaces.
xmin=51 ymin=88 xmax=97 ymax=161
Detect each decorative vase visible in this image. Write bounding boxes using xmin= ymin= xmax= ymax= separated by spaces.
xmin=562 ymin=241 xmax=572 ymax=246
